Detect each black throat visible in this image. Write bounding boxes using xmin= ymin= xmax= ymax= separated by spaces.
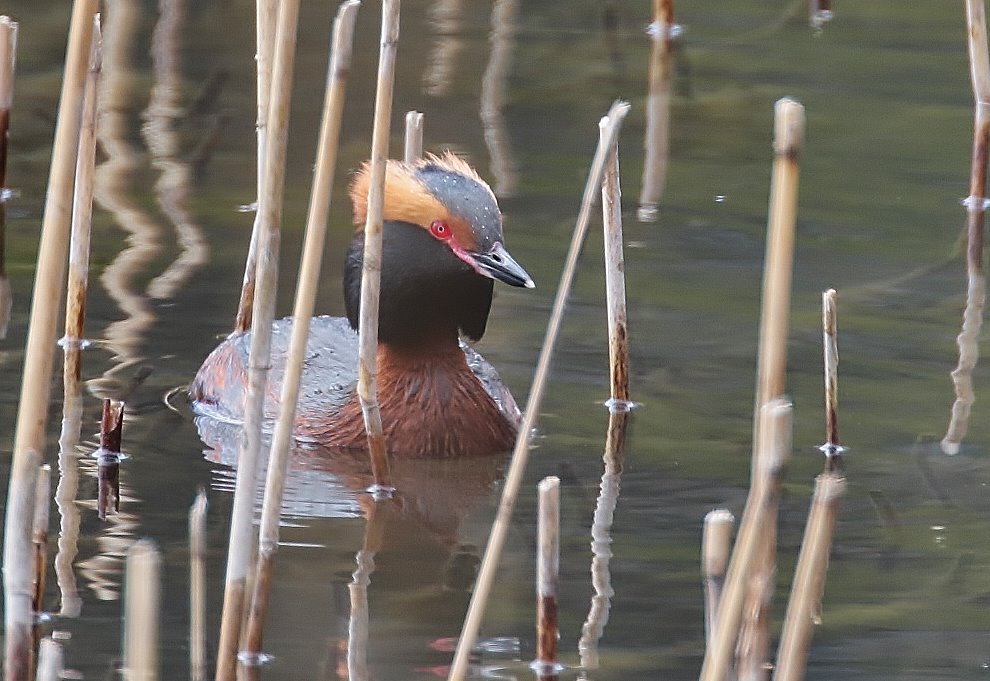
xmin=343 ymin=221 xmax=495 ymax=348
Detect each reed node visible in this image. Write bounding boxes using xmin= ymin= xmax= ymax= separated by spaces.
xmin=447 ymin=101 xmax=630 ymax=681
xmin=356 ymin=0 xmax=402 ymax=494
xmin=241 ymin=1 xmax=360 ymax=660
xmin=215 ymin=0 xmax=301 ymax=675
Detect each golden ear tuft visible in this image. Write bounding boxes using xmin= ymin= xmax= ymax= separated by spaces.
xmin=349 ymin=159 xmax=453 ymax=231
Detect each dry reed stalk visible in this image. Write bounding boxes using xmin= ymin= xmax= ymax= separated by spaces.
xmin=189 ymin=490 xmax=208 ymax=681
xmin=404 ymin=110 xmax=424 ymax=163
xmin=702 ymin=509 xmax=735 ymax=651
xmin=943 ymin=0 xmax=990 ymax=455
xmin=215 ymin=1 xmax=301 ymax=677
xmin=698 ymin=400 xmax=792 ymax=681
xmin=5 ymin=450 xmax=41 ymax=681
xmin=732 ymin=98 xmax=802 ymax=681
xmin=447 ymin=100 xmax=630 ymax=681
xmin=600 ymin=117 xmax=630 ymax=405
xmin=534 ymin=476 xmax=561 ymax=673
xmin=480 ymin=0 xmax=519 ymax=196
xmin=0 ymin=16 xmax=17 ymax=339
xmin=235 ymin=0 xmax=279 ymax=332
xmin=97 ymin=399 xmax=123 ymax=520
xmin=35 ymin=638 xmax=64 ymax=681
xmin=31 ymin=464 xmax=52 ymax=616
xmin=577 ymin=410 xmax=629 ymax=669
xmin=772 ymin=472 xmax=845 ymax=681
xmin=241 ymin=1 xmax=360 ymax=658
xmin=638 ymin=0 xmax=675 ymax=222
xmin=356 ymin=0 xmax=402 ymax=492
xmin=3 ymin=3 xmax=97 ymax=677
xmin=64 ymin=16 xmax=102 ymax=364
xmin=123 ymin=539 xmax=161 ymax=681
xmin=820 ymin=289 xmax=843 ymax=470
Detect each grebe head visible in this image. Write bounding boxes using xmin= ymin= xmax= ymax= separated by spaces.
xmin=344 ymin=153 xmax=533 ymax=346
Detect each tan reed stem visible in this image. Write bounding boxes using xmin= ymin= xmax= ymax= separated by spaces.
xmin=535 ymin=476 xmax=561 ymax=671
xmin=638 ymin=0 xmax=675 ymax=222
xmin=0 ymin=16 xmax=17 ymax=339
xmin=943 ymin=0 xmax=990 ymax=455
xmin=600 ymin=117 xmax=630 ymax=405
xmin=702 ymin=508 xmax=735 ymax=652
xmin=235 ymin=0 xmax=279 ymax=333
xmin=3 ymin=3 xmax=96 ymax=677
xmin=698 ymin=399 xmax=792 ymax=681
xmin=242 ymin=0 xmax=360 ymax=657
xmin=357 ymin=0 xmax=401 ymax=492
xmin=404 ymin=110 xmax=424 ymax=163
xmin=821 ymin=289 xmax=843 ymax=469
xmin=772 ymin=472 xmax=845 ymax=681
xmin=64 ymin=17 xmax=102 ymax=356
xmin=189 ymin=490 xmax=208 ymax=681
xmin=578 ymin=410 xmax=629 ymax=669
xmin=447 ymin=100 xmax=631 ymax=681
xmin=36 ymin=638 xmax=64 ymax=681
xmin=123 ymin=539 xmax=161 ymax=681
xmin=732 ymin=98 xmax=803 ymax=681
xmin=31 ymin=464 xmax=52 ymax=615
xmin=215 ymin=1 xmax=300 ymax=677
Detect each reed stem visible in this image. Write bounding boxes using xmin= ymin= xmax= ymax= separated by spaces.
xmin=4 ymin=3 xmax=96 ymax=677
xmin=772 ymin=472 xmax=845 ymax=681
xmin=600 ymin=117 xmax=630 ymax=405
xmin=639 ymin=0 xmax=675 ymax=222
xmin=404 ymin=110 xmax=424 ymax=163
xmin=241 ymin=1 xmax=360 ymax=657
xmin=189 ymin=490 xmax=208 ymax=681
xmin=215 ymin=0 xmax=300 ymax=677
xmin=123 ymin=539 xmax=161 ymax=681
xmin=698 ymin=400 xmax=792 ymax=681
xmin=0 ymin=16 xmax=17 ymax=339
xmin=357 ymin=0 xmax=402 ymax=492
xmin=447 ymin=101 xmax=630 ymax=681
xmin=534 ymin=476 xmax=561 ymax=673
xmin=235 ymin=0 xmax=279 ymax=333
xmin=702 ymin=509 xmax=734 ymax=652
xmin=97 ymin=398 xmax=122 ymax=519
xmin=35 ymin=639 xmax=64 ymax=681
xmin=64 ymin=16 xmax=102 ymax=358
xmin=31 ymin=464 xmax=52 ymax=616
xmin=943 ymin=0 xmax=990 ymax=455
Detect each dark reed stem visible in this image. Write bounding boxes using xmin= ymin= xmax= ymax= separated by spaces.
xmin=357 ymin=0 xmax=402 ymax=493
xmin=447 ymin=101 xmax=630 ymax=681
xmin=241 ymin=1 xmax=360 ymax=659
xmin=943 ymin=0 xmax=990 ymax=455
xmin=97 ymin=398 xmax=123 ymax=520
xmin=215 ymin=0 xmax=300 ymax=677
xmin=534 ymin=476 xmax=561 ymax=675
xmin=4 ymin=4 xmax=96 ymax=677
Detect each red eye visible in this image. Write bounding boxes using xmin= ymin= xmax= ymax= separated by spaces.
xmin=430 ymin=220 xmax=452 ymax=241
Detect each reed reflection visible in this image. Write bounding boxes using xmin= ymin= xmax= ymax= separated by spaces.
xmin=638 ymin=2 xmax=678 ymax=223
xmin=422 ymin=0 xmax=463 ymax=98
xmin=481 ymin=0 xmax=518 ymax=197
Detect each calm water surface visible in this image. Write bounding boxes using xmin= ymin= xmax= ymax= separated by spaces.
xmin=3 ymin=1 xmax=990 ymax=679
